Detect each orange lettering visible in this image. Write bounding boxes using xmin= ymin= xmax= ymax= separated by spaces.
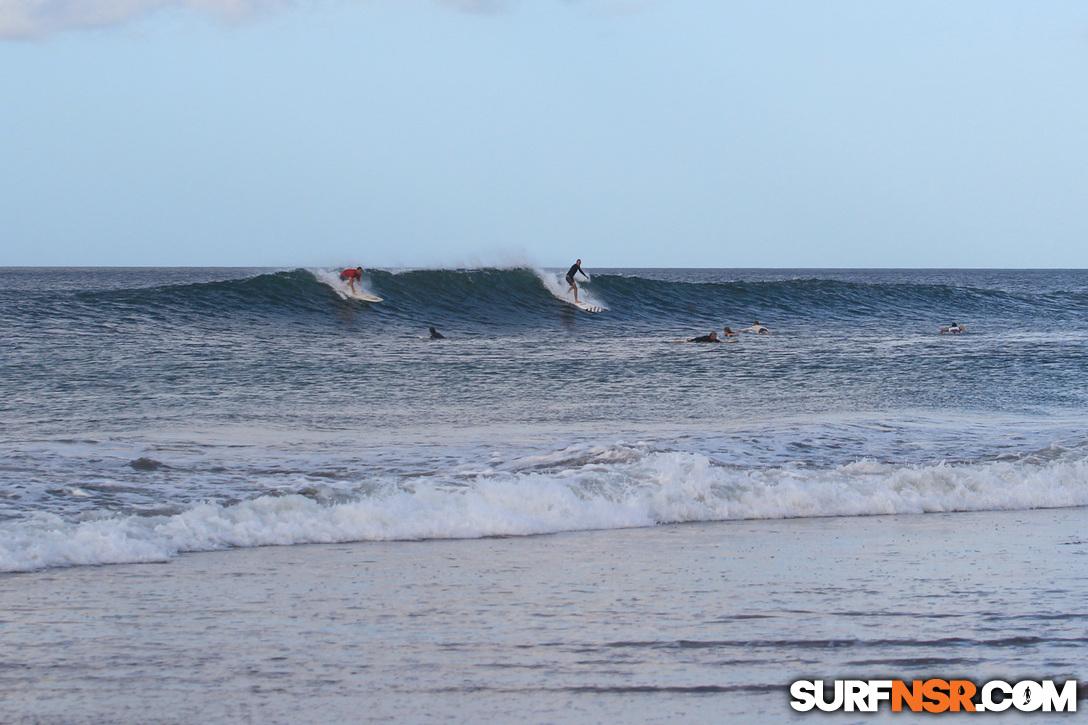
xmin=922 ymin=679 xmax=950 ymax=713
xmin=948 ymin=680 xmax=977 ymax=712
xmin=892 ymin=680 xmax=924 ymax=712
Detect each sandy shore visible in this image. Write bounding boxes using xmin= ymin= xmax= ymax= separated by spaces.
xmin=3 ymin=507 xmax=1086 ymax=724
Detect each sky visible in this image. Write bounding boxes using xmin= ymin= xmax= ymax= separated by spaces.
xmin=1 ymin=0 xmax=1087 ymax=268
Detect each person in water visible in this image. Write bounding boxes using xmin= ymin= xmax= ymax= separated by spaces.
xmin=566 ymin=259 xmax=589 ymax=303
xmin=340 ymin=267 xmax=364 ymax=294
xmin=940 ymin=323 xmax=966 ymax=334
xmin=675 ymin=331 xmax=721 ymax=343
xmin=740 ymin=321 xmax=772 ymax=334
xmin=722 ymin=326 xmax=738 ymax=337
xmin=429 ymin=327 xmax=445 ymax=339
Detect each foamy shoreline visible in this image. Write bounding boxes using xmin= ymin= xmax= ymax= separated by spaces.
xmin=3 ymin=507 xmax=1086 ymax=723
xmin=7 ymin=445 xmax=1088 ymax=574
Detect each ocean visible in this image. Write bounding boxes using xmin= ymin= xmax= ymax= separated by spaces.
xmin=2 ymin=267 xmax=1087 ymax=722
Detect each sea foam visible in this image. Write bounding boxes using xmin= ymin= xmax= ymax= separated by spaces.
xmin=310 ymin=268 xmax=380 ymax=300
xmin=533 ymin=268 xmax=609 ymax=310
xmin=3 ymin=450 xmax=1088 ymax=573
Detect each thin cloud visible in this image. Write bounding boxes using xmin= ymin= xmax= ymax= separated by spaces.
xmin=436 ymin=0 xmax=508 ymax=15
xmin=589 ymin=0 xmax=657 ymax=17
xmin=0 ymin=0 xmax=294 ymax=40
xmin=0 ymin=0 xmax=646 ymax=40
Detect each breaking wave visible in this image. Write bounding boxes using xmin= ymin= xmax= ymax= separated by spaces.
xmin=4 ymin=447 xmax=1088 ymax=572
xmin=10 ymin=267 xmax=1085 ymax=332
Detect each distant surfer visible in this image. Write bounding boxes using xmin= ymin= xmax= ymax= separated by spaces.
xmin=340 ymin=267 xmax=364 ymax=294
xmin=940 ymin=323 xmax=965 ymax=334
xmin=675 ymin=332 xmax=721 ymax=343
xmin=566 ymin=259 xmax=589 ymax=303
xmin=429 ymin=327 xmax=445 ymax=339
xmin=740 ymin=321 xmax=772 ymax=334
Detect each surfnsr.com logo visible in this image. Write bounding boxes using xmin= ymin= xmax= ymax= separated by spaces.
xmin=790 ymin=679 xmax=1078 ymax=713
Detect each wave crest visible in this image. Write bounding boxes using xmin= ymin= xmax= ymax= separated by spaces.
xmin=5 ymin=449 xmax=1088 ymax=572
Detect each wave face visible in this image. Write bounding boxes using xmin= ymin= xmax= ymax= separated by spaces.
xmin=4 ymin=266 xmax=1088 ymax=571
xmin=6 ymin=267 xmax=1088 ymax=332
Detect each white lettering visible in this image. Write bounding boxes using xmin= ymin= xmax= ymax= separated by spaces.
xmin=789 ymin=677 xmax=1076 ymax=713
xmin=844 ymin=680 xmax=869 ymax=712
xmin=814 ymin=679 xmax=844 ymax=712
xmin=789 ymin=680 xmax=816 ymax=712
xmin=982 ymin=680 xmax=1013 ymax=712
xmin=867 ymin=680 xmax=893 ymax=711
xmin=1041 ymin=680 xmax=1077 ymax=712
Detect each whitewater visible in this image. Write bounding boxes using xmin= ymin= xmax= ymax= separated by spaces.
xmin=3 ymin=266 xmax=1088 ymax=572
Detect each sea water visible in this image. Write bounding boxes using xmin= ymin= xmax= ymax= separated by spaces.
xmin=3 ymin=508 xmax=1084 ymax=723
xmin=2 ymin=267 xmax=1088 ymax=570
xmin=3 ymin=267 xmax=1088 ymax=722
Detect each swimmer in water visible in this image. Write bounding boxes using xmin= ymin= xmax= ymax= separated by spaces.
xmin=429 ymin=327 xmax=445 ymax=339
xmin=940 ymin=323 xmax=966 ymax=334
xmin=722 ymin=326 xmax=738 ymax=337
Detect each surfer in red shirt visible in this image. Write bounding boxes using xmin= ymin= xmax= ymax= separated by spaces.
xmin=340 ymin=267 xmax=363 ymax=294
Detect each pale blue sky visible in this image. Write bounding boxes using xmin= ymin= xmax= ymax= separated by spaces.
xmin=2 ymin=0 xmax=1087 ymax=268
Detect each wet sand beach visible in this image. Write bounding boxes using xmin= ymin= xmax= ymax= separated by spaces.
xmin=3 ymin=507 xmax=1085 ymax=724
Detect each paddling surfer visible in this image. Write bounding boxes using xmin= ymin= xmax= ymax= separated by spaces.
xmin=674 ymin=331 xmax=721 ymax=343
xmin=740 ymin=321 xmax=772 ymax=334
xmin=566 ymin=260 xmax=589 ymax=303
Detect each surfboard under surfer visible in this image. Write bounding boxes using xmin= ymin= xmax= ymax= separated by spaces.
xmin=740 ymin=321 xmax=772 ymax=334
xmin=674 ymin=332 xmax=721 ymax=343
xmin=566 ymin=260 xmax=589 ymax=303
xmin=340 ymin=267 xmax=363 ymax=294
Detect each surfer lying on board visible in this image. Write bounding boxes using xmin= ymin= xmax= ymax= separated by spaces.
xmin=940 ymin=323 xmax=966 ymax=334
xmin=340 ymin=267 xmax=364 ymax=294
xmin=740 ymin=321 xmax=772 ymax=334
xmin=675 ymin=332 xmax=721 ymax=343
xmin=429 ymin=327 xmax=445 ymax=339
xmin=722 ymin=327 xmax=738 ymax=337
xmin=566 ymin=259 xmax=589 ymax=303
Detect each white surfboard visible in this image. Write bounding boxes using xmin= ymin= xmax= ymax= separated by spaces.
xmin=350 ymin=292 xmax=383 ymax=303
xmin=570 ymin=300 xmax=603 ymax=313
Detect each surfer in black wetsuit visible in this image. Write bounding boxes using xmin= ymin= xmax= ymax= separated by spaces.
xmin=566 ymin=259 xmax=589 ymax=303
xmin=676 ymin=332 xmax=721 ymax=343
xmin=429 ymin=327 xmax=445 ymax=339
